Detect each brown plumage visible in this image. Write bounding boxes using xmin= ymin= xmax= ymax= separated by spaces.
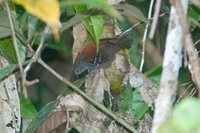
xmin=73 ymin=30 xmax=133 ymax=76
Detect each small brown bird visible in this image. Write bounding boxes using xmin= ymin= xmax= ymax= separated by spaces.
xmin=73 ymin=29 xmax=133 ymax=76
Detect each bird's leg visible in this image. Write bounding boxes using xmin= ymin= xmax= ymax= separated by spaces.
xmin=94 ymin=52 xmax=102 ymax=65
xmin=93 ymin=52 xmax=101 ymax=66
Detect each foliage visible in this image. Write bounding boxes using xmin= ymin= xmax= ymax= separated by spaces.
xmin=0 ymin=0 xmax=200 ymax=132
xmin=158 ymin=98 xmax=200 ymax=133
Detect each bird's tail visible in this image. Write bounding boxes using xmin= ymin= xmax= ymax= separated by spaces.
xmin=117 ymin=29 xmax=133 ymax=49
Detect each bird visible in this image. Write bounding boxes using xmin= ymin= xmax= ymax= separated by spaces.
xmin=73 ymin=29 xmax=133 ymax=77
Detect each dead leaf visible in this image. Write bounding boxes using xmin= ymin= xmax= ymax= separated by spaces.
xmin=85 ymin=69 xmax=108 ymax=124
xmin=36 ymin=111 xmax=68 ymax=133
xmin=85 ymin=69 xmax=110 ymax=103
xmin=39 ymin=94 xmax=87 ymax=132
xmin=138 ymin=114 xmax=152 ymax=133
xmin=13 ymin=0 xmax=60 ymax=39
xmin=0 ymin=56 xmax=20 ymax=132
xmin=72 ymin=23 xmax=88 ymax=63
xmin=58 ymin=93 xmax=86 ymax=114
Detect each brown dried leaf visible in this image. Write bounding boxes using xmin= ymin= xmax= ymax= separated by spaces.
xmin=36 ymin=111 xmax=68 ymax=133
xmin=123 ymin=64 xmax=159 ymax=107
xmin=58 ymin=93 xmax=86 ymax=114
xmin=0 ymin=56 xmax=20 ymax=132
xmin=72 ymin=23 xmax=88 ymax=63
xmin=138 ymin=114 xmax=152 ymax=133
xmin=85 ymin=69 xmax=110 ymax=103
xmin=108 ymin=111 xmax=134 ymax=133
xmin=114 ymin=51 xmax=130 ymax=73
xmin=85 ymin=69 xmax=108 ymax=124
xmin=40 ymin=94 xmax=87 ymax=132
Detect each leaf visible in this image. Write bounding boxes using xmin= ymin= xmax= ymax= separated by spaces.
xmin=0 ymin=12 xmax=11 ymax=39
xmin=27 ymin=15 xmax=41 ymax=41
xmin=145 ymin=65 xmax=162 ymax=77
xmin=0 ymin=57 xmax=20 ymax=132
xmin=13 ymin=0 xmax=61 ymax=40
xmin=0 ymin=64 xmax=16 ymax=82
xmin=36 ymin=111 xmax=68 ymax=133
xmin=159 ymin=98 xmax=200 ymax=133
xmin=0 ymin=38 xmax=26 ymax=63
xmin=0 ymin=39 xmax=16 ymax=63
xmin=63 ymin=0 xmax=122 ymax=19
xmin=115 ymin=3 xmax=147 ymax=23
xmin=118 ymin=87 xmax=133 ymax=111
xmin=19 ymin=93 xmax=37 ymax=119
xmin=73 ymin=1 xmax=104 ymax=52
xmin=82 ymin=15 xmax=104 ymax=51
xmin=118 ymin=87 xmax=148 ymax=121
xmin=0 ymin=11 xmax=21 ymax=39
xmin=145 ymin=65 xmax=162 ymax=84
xmin=131 ymin=89 xmax=148 ymax=121
xmin=25 ymin=99 xmax=59 ymax=133
xmin=188 ymin=6 xmax=200 ymax=30
xmin=61 ymin=14 xmax=89 ymax=32
xmin=85 ymin=0 xmax=122 ymax=20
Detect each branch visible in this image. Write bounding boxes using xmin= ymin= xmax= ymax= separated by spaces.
xmin=152 ymin=0 xmax=189 ymax=133
xmin=4 ymin=2 xmax=27 ymax=95
xmin=37 ymin=58 xmax=138 ymax=133
xmin=139 ymin=0 xmax=155 ymax=72
xmin=24 ymin=27 xmax=49 ymax=74
xmin=173 ymin=0 xmax=200 ymax=97
xmin=149 ymin=0 xmax=161 ymax=39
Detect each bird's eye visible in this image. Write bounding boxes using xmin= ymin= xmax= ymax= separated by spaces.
xmin=75 ymin=69 xmax=80 ymax=74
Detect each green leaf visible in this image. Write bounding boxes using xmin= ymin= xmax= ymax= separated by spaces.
xmin=0 ymin=12 xmax=11 ymax=39
xmin=0 ymin=38 xmax=26 ymax=63
xmin=19 ymin=93 xmax=37 ymax=119
xmin=61 ymin=14 xmax=89 ymax=32
xmin=63 ymin=0 xmax=122 ymax=19
xmin=0 ymin=11 xmax=21 ymax=39
xmin=25 ymin=99 xmax=59 ymax=133
xmin=145 ymin=65 xmax=162 ymax=77
xmin=28 ymin=15 xmax=41 ymax=41
xmin=188 ymin=6 xmax=200 ymax=30
xmin=73 ymin=0 xmax=104 ymax=52
xmin=18 ymin=39 xmax=26 ymax=62
xmin=159 ymin=98 xmax=200 ymax=133
xmin=118 ymin=87 xmax=133 ymax=111
xmin=145 ymin=65 xmax=162 ymax=84
xmin=131 ymin=89 xmax=148 ymax=121
xmin=0 ymin=39 xmax=16 ymax=63
xmin=0 ymin=64 xmax=16 ymax=81
xmin=118 ymin=87 xmax=148 ymax=121
xmin=115 ymin=3 xmax=147 ymax=23
xmin=82 ymin=15 xmax=104 ymax=51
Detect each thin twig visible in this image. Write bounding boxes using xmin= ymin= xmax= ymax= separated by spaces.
xmin=24 ymin=27 xmax=49 ymax=75
xmin=127 ymin=12 xmax=169 ymax=31
xmin=194 ymin=38 xmax=200 ymax=46
xmin=189 ymin=87 xmax=197 ymax=97
xmin=139 ymin=0 xmax=155 ymax=72
xmin=37 ymin=58 xmax=137 ymax=133
xmin=177 ymin=82 xmax=193 ymax=102
xmin=149 ymin=0 xmax=161 ymax=39
xmin=173 ymin=0 xmax=200 ymax=97
xmin=5 ymin=2 xmax=27 ymax=96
